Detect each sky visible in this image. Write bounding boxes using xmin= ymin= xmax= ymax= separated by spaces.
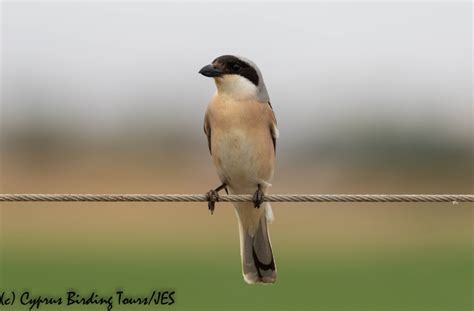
xmin=1 ymin=2 xmax=472 ymax=148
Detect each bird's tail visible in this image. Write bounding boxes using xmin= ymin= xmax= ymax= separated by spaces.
xmin=235 ymin=202 xmax=276 ymax=284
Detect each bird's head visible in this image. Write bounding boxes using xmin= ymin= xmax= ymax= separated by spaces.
xmin=199 ymin=55 xmax=269 ymax=102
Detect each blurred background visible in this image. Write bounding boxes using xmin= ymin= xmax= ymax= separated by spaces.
xmin=0 ymin=2 xmax=472 ymax=310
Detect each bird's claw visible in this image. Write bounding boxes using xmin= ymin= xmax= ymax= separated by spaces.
xmin=252 ymin=188 xmax=265 ymax=208
xmin=206 ymin=189 xmax=220 ymax=214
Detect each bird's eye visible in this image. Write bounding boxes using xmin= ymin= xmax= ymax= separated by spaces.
xmin=231 ymin=63 xmax=241 ymax=72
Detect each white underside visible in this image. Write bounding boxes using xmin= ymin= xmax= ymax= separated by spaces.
xmin=214 ymin=128 xmax=272 ymax=191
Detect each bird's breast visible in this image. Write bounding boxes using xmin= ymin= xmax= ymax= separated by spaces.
xmin=208 ymin=98 xmax=274 ymax=191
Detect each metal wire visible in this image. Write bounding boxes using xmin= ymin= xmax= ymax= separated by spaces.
xmin=0 ymin=193 xmax=472 ymax=203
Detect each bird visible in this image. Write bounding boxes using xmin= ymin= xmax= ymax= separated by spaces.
xmin=199 ymin=55 xmax=278 ymax=284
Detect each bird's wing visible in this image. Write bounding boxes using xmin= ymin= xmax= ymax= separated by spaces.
xmin=268 ymin=102 xmax=278 ymax=153
xmin=204 ymin=111 xmax=212 ymax=154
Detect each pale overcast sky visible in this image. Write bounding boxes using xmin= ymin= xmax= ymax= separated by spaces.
xmin=1 ymin=2 xmax=472 ymax=146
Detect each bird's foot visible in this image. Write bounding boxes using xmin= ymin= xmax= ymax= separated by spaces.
xmin=252 ymin=185 xmax=265 ymax=208
xmin=205 ymin=183 xmax=227 ymax=215
xmin=206 ymin=189 xmax=220 ymax=214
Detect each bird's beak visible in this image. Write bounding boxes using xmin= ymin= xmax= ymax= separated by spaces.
xmin=199 ymin=64 xmax=223 ymax=77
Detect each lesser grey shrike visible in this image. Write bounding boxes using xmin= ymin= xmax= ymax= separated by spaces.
xmin=200 ymin=55 xmax=278 ymax=284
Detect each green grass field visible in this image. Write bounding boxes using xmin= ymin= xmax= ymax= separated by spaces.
xmin=1 ymin=189 xmax=472 ymax=311
xmin=2 ymin=242 xmax=472 ymax=311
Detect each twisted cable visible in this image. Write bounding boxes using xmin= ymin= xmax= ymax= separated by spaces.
xmin=0 ymin=193 xmax=472 ymax=203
